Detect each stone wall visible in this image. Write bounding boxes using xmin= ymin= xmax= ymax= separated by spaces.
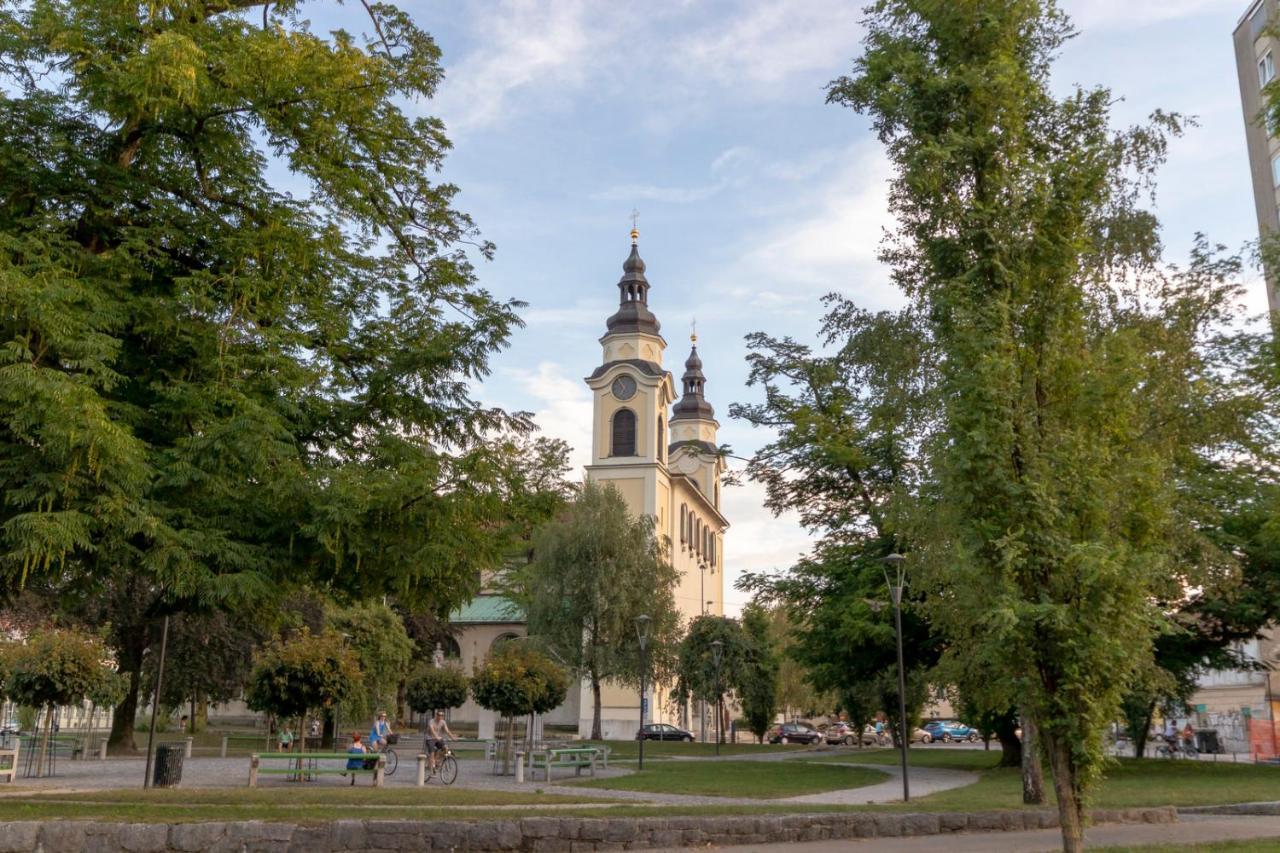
xmin=0 ymin=807 xmax=1177 ymax=852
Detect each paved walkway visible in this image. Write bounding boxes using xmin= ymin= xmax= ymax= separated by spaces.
xmin=652 ymin=815 xmax=1280 ymax=851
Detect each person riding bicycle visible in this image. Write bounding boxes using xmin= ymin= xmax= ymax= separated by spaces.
xmin=368 ymin=711 xmax=393 ymax=752
xmin=427 ymin=710 xmax=455 ymax=773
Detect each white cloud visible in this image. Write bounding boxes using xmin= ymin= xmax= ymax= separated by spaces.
xmin=433 ymin=0 xmax=614 ymax=133
xmin=501 ymin=361 xmax=595 ymax=470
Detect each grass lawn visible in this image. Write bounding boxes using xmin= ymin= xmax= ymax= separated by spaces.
xmin=1096 ymin=841 xmax=1280 ymax=852
xmin=815 ymin=749 xmax=1280 ymax=811
xmin=569 ymin=758 xmax=887 ymax=798
xmin=584 ymin=739 xmax=804 ymax=760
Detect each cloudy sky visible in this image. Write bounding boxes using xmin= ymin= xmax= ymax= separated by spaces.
xmin=325 ymin=0 xmax=1270 ymax=614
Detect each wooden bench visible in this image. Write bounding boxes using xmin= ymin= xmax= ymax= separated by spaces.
xmin=0 ymin=745 xmax=17 ymax=783
xmin=248 ymin=752 xmax=384 ymax=787
xmin=527 ymin=747 xmax=600 ymax=781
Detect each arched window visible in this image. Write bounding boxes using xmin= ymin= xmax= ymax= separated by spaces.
xmin=695 ymin=518 xmax=702 ymax=556
xmin=679 ymin=504 xmax=687 ymax=548
xmin=702 ymin=528 xmax=709 ymax=559
xmin=443 ymin=636 xmax=461 ymax=659
xmin=491 ymin=633 xmax=520 ymax=654
xmin=611 ymin=408 xmax=636 ymax=456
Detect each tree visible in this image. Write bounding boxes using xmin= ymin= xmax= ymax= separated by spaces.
xmin=327 ymin=601 xmax=414 ymax=727
xmin=5 ymin=628 xmax=121 ymax=776
xmin=827 ymin=4 xmax=1272 ymax=848
xmin=471 ymin=643 xmax=568 ymax=773
xmin=406 ymin=666 xmax=470 ymax=718
xmin=675 ymin=616 xmax=750 ymax=743
xmin=0 ymin=1 xmax=530 ymax=752
xmin=245 ymin=630 xmax=362 ymax=734
xmin=510 ymin=481 xmax=681 ymax=739
xmin=738 ymin=603 xmax=780 ymax=743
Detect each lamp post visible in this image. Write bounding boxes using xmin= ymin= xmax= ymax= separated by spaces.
xmin=636 ymin=614 xmax=651 ymax=771
xmin=142 ymin=614 xmax=170 ymax=790
xmin=710 ymin=639 xmax=723 ymax=757
xmin=883 ymin=552 xmax=910 ymax=803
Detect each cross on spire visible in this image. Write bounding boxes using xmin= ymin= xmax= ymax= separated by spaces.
xmin=630 ymin=208 xmax=640 ymax=245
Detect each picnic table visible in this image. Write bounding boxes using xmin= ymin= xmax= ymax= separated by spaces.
xmin=248 ymin=752 xmax=385 ymax=787
xmin=526 ymin=746 xmax=601 ymax=781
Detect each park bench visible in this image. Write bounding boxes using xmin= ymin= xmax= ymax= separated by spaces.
xmin=248 ymin=752 xmax=384 ymax=787
xmin=0 ymin=744 xmax=17 ymax=783
xmin=221 ymin=734 xmax=276 ymax=757
xmin=526 ymin=746 xmax=600 ymax=781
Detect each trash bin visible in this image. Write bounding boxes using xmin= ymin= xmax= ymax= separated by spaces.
xmin=152 ymin=743 xmax=184 ymax=788
xmin=1195 ymin=729 xmax=1220 ymax=754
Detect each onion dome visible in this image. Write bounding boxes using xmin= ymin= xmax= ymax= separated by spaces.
xmin=670 ymin=338 xmax=715 ymax=421
xmin=604 ymin=230 xmax=661 ymax=336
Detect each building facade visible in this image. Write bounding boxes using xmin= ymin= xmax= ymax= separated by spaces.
xmin=1234 ymin=0 xmax=1280 ymax=316
xmin=449 ymin=230 xmax=728 ymax=740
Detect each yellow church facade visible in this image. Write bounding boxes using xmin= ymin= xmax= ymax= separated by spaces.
xmin=448 ymin=231 xmax=727 ymax=740
xmin=581 ymin=229 xmax=728 ymax=737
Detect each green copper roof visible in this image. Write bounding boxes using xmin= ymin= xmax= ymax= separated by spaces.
xmin=450 ymin=595 xmax=523 ymax=625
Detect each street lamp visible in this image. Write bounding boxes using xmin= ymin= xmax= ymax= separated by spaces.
xmin=710 ymin=639 xmax=724 ymax=757
xmin=883 ymin=552 xmax=910 ymax=803
xmin=636 ymin=614 xmax=651 ymax=771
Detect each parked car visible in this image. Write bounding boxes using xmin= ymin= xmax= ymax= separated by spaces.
xmin=860 ymin=725 xmax=934 ymax=745
xmin=768 ymin=722 xmax=822 ymax=745
xmin=922 ymin=720 xmax=980 ymax=743
xmin=825 ymin=722 xmax=858 ymax=745
xmin=0 ymin=719 xmax=18 ymax=737
xmin=636 ymin=723 xmax=695 ymax=742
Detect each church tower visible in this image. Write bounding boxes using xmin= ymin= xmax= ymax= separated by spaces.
xmin=581 ymin=227 xmax=728 ymax=739
xmin=583 ymin=227 xmax=677 ymax=540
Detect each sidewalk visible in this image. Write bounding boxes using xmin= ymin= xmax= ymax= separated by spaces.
xmin=654 ymin=814 xmax=1280 ymax=852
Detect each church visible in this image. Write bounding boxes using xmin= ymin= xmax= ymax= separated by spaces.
xmin=449 ymin=228 xmax=729 ymax=739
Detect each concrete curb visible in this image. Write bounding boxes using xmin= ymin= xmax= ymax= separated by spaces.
xmin=0 ymin=807 xmax=1177 ymax=852
xmin=1179 ymin=801 xmax=1280 ymax=816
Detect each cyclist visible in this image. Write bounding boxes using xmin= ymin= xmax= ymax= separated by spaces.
xmin=368 ymin=711 xmax=393 ymax=753
xmin=427 ymin=710 xmax=455 ymax=774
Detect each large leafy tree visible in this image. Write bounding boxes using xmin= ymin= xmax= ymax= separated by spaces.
xmin=674 ymin=615 xmax=750 ymax=742
xmin=0 ymin=2 xmax=530 ymax=751
xmin=737 ymin=602 xmax=780 ymax=743
xmin=327 ymin=600 xmax=414 ymax=727
xmin=829 ymin=3 xmax=1275 ymax=848
xmin=510 ymin=481 xmax=681 ymax=739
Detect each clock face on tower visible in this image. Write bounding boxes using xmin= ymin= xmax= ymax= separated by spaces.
xmin=611 ymin=375 xmax=637 ymax=400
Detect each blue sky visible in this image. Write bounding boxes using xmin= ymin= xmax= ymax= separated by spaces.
xmin=323 ymin=1 xmax=1271 ymax=613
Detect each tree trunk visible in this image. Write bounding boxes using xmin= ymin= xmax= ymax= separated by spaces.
xmin=194 ymin=690 xmax=208 ymax=733
xmin=590 ymin=674 xmax=602 ymax=741
xmin=35 ymin=705 xmax=53 ymax=778
xmin=503 ymin=714 xmax=516 ymax=775
xmin=1132 ymin=702 xmax=1155 ymax=759
xmin=996 ymin=714 xmax=1022 ymax=768
xmin=396 ymin=679 xmax=408 ymax=727
xmin=1020 ymin=710 xmax=1045 ymax=804
xmin=1046 ymin=731 xmax=1086 ymax=853
xmin=108 ymin=664 xmax=142 ymax=754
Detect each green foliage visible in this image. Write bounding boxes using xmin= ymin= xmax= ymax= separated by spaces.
xmin=405 ymin=666 xmax=470 ymax=714
xmin=327 ymin=601 xmax=414 ymax=722
xmin=143 ymin=609 xmax=269 ymax=713
xmin=510 ymin=480 xmax=680 ymax=735
xmin=674 ymin=616 xmax=749 ymax=707
xmin=4 ymin=628 xmax=119 ymax=710
xmin=737 ymin=603 xmax=780 ymax=742
xmin=470 ymin=643 xmax=568 ymax=719
xmin=827 ymin=1 xmax=1279 ymax=844
xmin=245 ymin=630 xmax=362 ymax=722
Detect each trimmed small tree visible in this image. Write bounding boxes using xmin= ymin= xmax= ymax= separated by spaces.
xmin=738 ymin=603 xmax=780 ymax=743
xmin=245 ymin=631 xmax=362 ymax=749
xmin=471 ymin=644 xmax=568 ymax=773
xmin=406 ymin=666 xmax=470 ymax=723
xmin=5 ymin=628 xmax=120 ymax=777
xmin=675 ymin=616 xmax=750 ymax=743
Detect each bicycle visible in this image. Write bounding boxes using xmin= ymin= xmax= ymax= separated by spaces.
xmin=426 ymin=744 xmax=457 ymax=785
xmin=1154 ymin=737 xmax=1197 ymax=760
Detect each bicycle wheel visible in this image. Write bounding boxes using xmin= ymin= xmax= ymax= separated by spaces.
xmin=383 ymin=748 xmax=398 ymax=776
xmin=439 ymin=754 xmax=458 ymax=785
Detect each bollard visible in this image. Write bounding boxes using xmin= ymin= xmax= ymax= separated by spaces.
xmin=184 ymin=737 xmax=193 ymax=759
xmin=248 ymin=754 xmax=259 ymax=788
xmin=98 ymin=741 xmax=107 ymax=761
xmin=515 ymin=751 xmax=524 ymax=783
xmin=373 ymin=753 xmax=385 ymax=788
xmin=220 ymin=735 xmax=228 ymax=758
xmin=416 ymin=753 xmax=427 ymax=786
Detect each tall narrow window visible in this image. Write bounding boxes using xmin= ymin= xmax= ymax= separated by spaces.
xmin=1261 ymin=51 xmax=1276 ymax=88
xmin=695 ymin=518 xmax=702 ymax=556
xmin=611 ymin=408 xmax=636 ymax=456
xmin=657 ymin=419 xmax=665 ymax=462
xmin=1272 ymin=153 xmax=1280 ymax=188
xmin=679 ymin=504 xmax=687 ymax=548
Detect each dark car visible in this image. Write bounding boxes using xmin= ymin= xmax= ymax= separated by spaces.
xmin=922 ymin=720 xmax=980 ymax=743
xmin=636 ymin=723 xmax=695 ymax=742
xmin=767 ymin=722 xmax=822 ymax=745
